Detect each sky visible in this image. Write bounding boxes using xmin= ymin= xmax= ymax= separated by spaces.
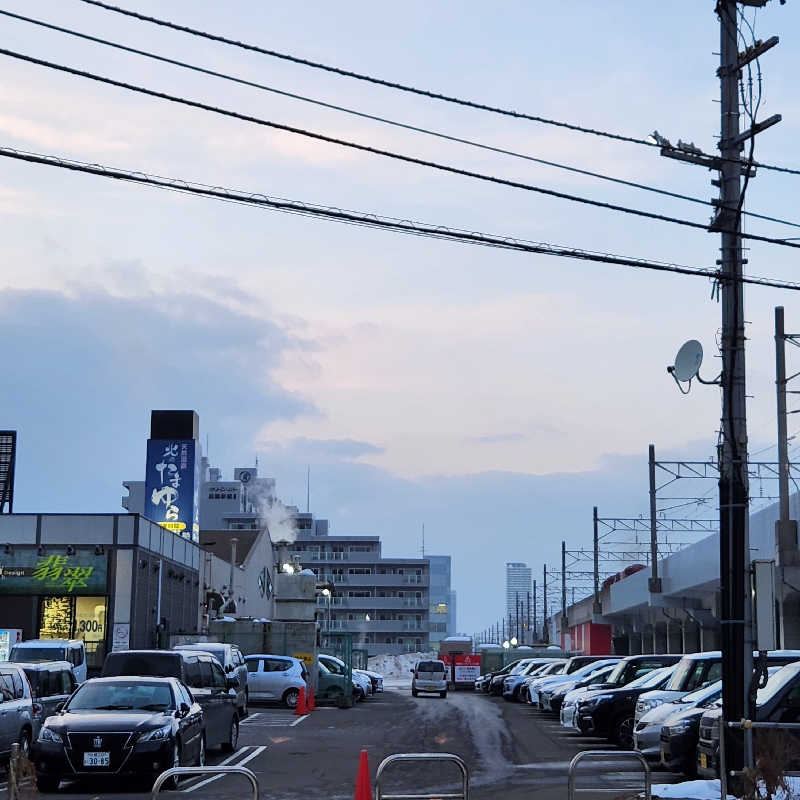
xmin=2 ymin=1 xmax=800 ymax=635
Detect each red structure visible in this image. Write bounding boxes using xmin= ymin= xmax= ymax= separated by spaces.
xmin=563 ymin=622 xmax=612 ymax=654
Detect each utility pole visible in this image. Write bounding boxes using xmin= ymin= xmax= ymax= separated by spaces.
xmin=593 ymin=506 xmax=601 ymax=615
xmin=515 ymin=592 xmax=520 ymax=641
xmin=533 ymin=580 xmax=537 ymax=639
xmin=561 ymin=541 xmax=567 ymax=648
xmin=543 ymin=564 xmax=548 ymax=643
xmin=716 ymin=0 xmax=770 ymax=776
xmin=526 ymin=590 xmax=531 ymax=644
xmin=649 ymin=445 xmax=662 ymax=592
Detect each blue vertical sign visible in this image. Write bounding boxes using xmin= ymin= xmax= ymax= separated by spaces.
xmin=144 ymin=439 xmax=199 ymax=542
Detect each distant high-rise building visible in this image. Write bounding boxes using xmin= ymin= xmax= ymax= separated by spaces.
xmin=428 ymin=555 xmax=454 ymax=644
xmin=505 ymin=562 xmax=532 ymax=622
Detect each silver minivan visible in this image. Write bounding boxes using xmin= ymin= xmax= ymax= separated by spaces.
xmin=0 ymin=664 xmax=34 ymax=762
xmin=411 ymin=659 xmax=447 ymax=698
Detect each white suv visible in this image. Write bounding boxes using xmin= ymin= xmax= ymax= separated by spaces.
xmin=411 ymin=660 xmax=447 ymax=698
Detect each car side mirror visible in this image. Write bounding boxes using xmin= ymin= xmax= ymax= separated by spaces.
xmin=55 ymin=702 xmax=65 ymax=713
xmin=410 ymin=669 xmax=415 ymax=673
xmin=178 ymin=702 xmax=190 ymax=718
xmin=226 ymin=676 xmax=240 ymax=690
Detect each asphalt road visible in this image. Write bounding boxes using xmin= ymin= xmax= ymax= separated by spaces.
xmin=1 ymin=685 xmax=686 ymax=800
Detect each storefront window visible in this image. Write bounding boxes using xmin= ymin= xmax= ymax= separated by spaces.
xmin=39 ymin=596 xmax=108 ymax=671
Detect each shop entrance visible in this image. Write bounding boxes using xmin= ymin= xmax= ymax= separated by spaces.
xmin=39 ymin=596 xmax=108 ymax=672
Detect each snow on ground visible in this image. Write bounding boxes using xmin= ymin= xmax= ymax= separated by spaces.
xmin=368 ymin=651 xmax=438 ymax=680
xmin=652 ymin=776 xmax=800 ymax=800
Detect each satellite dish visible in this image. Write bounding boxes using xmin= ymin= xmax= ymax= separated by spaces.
xmin=671 ymin=340 xmax=703 ymax=383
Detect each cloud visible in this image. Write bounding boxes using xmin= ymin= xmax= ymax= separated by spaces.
xmin=260 ymin=437 xmax=384 ymax=461
xmin=469 ymin=432 xmax=528 ymax=445
xmin=0 ymin=283 xmax=313 ymax=512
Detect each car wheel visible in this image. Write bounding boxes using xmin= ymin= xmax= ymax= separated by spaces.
xmin=18 ymin=728 xmax=31 ymax=761
xmin=283 ymin=688 xmax=300 ymax=709
xmin=162 ymin=742 xmax=181 ymax=790
xmin=221 ymin=715 xmax=239 ymax=753
xmin=440 ymin=691 xmax=447 ymax=698
xmin=412 ymin=689 xmax=418 ymax=697
xmin=36 ymin=775 xmax=61 ymax=793
xmin=196 ymin=734 xmax=206 ymax=767
xmin=614 ymin=715 xmax=635 ymax=749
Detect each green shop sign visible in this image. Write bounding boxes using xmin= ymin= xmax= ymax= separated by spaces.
xmin=0 ymin=549 xmax=107 ymax=595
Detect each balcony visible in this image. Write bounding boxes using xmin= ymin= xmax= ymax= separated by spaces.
xmin=320 ymin=573 xmax=428 ymax=587
xmin=316 ymin=596 xmax=426 ymax=609
xmin=326 ymin=620 xmax=429 ymax=633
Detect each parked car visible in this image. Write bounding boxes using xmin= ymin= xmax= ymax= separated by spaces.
xmin=518 ymin=661 xmax=568 ymax=702
xmin=528 ymin=657 xmax=616 ymax=708
xmin=634 ymin=679 xmax=723 ymax=763
xmin=13 ymin=660 xmax=77 ymax=739
xmin=635 ymin=650 xmax=800 ymax=723
xmin=476 ymin=658 xmax=523 ymax=693
xmin=540 ymin=659 xmax=621 ymax=713
xmin=696 ymin=661 xmax=800 ymax=779
xmin=489 ymin=659 xmax=537 ymax=696
xmin=570 ymin=665 xmax=676 ymax=747
xmin=503 ymin=659 xmax=565 ymax=701
xmin=318 ymin=655 xmax=371 ymax=700
xmin=10 ymin=639 xmax=87 ymax=683
xmin=411 ymin=659 xmax=447 ymax=698
xmin=244 ymin=654 xmax=308 ymax=708
xmin=660 ymin=699 xmax=724 ymax=777
xmin=0 ymin=664 xmax=34 ymax=764
xmin=317 ymin=658 xmax=359 ymax=703
xmin=173 ymin=643 xmax=249 ymax=717
xmin=32 ymin=676 xmax=204 ymax=792
xmin=361 ymin=669 xmax=384 ymax=693
xmin=101 ymin=649 xmax=239 ymax=752
xmin=559 ymin=664 xmax=620 ymax=727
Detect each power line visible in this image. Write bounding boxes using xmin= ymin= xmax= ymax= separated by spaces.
xmin=77 ymin=0 xmax=657 ymax=149
xmin=76 ymin=0 xmax=800 ymax=179
xmin=2 ymin=144 xmax=799 ymax=292
xmin=4 ymin=46 xmax=800 ymax=253
xmin=7 ymin=9 xmax=798 ymax=232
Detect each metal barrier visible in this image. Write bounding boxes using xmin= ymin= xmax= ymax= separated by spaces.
xmin=374 ymin=753 xmax=469 ymax=800
xmin=151 ymin=765 xmax=259 ymax=799
xmin=719 ymin=718 xmax=800 ymax=800
xmin=567 ymin=750 xmax=651 ymax=800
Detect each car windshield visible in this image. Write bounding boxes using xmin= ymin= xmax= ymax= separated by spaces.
xmin=584 ymin=667 xmax=615 ymax=685
xmin=10 ymin=646 xmax=65 ymax=662
xmin=67 ymin=682 xmax=175 ymax=712
xmin=625 ymin=667 xmax=671 ymax=690
xmin=322 ymin=659 xmax=345 ymax=675
xmin=757 ymin=665 xmax=800 ymax=706
xmin=571 ymin=660 xmax=613 ymax=679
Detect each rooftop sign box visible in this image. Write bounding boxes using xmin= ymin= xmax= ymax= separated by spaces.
xmin=0 ymin=549 xmax=107 ymax=595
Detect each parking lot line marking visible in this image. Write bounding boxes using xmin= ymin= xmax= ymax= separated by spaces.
xmin=241 ymin=712 xmax=262 ymax=724
xmin=178 ymin=745 xmax=254 ymax=791
xmin=290 ymin=714 xmax=309 ymax=726
xmin=182 ymin=745 xmax=266 ymax=793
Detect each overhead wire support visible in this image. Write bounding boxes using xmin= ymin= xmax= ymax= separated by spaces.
xmin=5 ymin=144 xmax=800 ymax=293
xmin=4 ymin=46 xmax=800 ymax=253
xmin=10 ymin=8 xmax=798 ymax=226
xmin=76 ymin=0 xmax=800 ymax=180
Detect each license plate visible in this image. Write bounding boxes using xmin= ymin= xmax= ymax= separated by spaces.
xmin=699 ymin=753 xmax=707 ymax=770
xmin=83 ymin=752 xmax=110 ymax=767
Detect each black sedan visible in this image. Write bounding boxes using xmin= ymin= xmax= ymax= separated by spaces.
xmin=573 ymin=665 xmax=675 ymax=748
xmin=659 ymin=702 xmax=715 ymax=777
xmin=32 ymin=676 xmax=204 ymax=792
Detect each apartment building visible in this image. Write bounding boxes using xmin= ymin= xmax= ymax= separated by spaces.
xmin=289 ymin=530 xmax=430 ymax=656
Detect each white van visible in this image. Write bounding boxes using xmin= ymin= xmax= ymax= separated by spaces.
xmin=9 ymin=639 xmax=87 ymax=683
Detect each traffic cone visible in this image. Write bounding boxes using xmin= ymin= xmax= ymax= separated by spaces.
xmin=295 ymin=685 xmax=308 ymax=716
xmin=354 ymin=749 xmax=372 ymax=800
xmin=307 ymin=684 xmax=316 ymax=712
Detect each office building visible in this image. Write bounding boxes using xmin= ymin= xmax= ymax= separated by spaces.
xmin=506 ymin=562 xmax=532 ymax=622
xmin=428 ymin=555 xmax=454 ymax=645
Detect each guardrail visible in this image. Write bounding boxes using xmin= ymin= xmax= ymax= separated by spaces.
xmin=719 ymin=718 xmax=800 ymax=800
xmin=151 ymin=765 xmax=259 ymax=799
xmin=567 ymin=750 xmax=651 ymax=800
xmin=375 ymin=753 xmax=469 ymax=800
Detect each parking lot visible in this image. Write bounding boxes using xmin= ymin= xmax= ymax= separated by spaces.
xmin=1 ymin=682 xmax=686 ymax=800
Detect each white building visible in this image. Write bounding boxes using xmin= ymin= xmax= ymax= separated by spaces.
xmin=505 ymin=562 xmax=532 ymax=621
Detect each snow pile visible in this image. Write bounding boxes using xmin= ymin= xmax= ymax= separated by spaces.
xmin=651 ymin=780 xmax=735 ymax=800
xmin=368 ymin=651 xmax=438 ymax=679
xmin=651 ymin=777 xmax=800 ymax=800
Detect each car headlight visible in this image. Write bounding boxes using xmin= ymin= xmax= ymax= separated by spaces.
xmin=666 ymin=720 xmax=693 ymax=736
xmin=38 ymin=727 xmax=62 ymax=744
xmin=637 ymin=699 xmax=661 ymax=713
xmin=581 ymin=694 xmax=613 ymax=708
xmin=138 ymin=724 xmax=172 ymax=743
